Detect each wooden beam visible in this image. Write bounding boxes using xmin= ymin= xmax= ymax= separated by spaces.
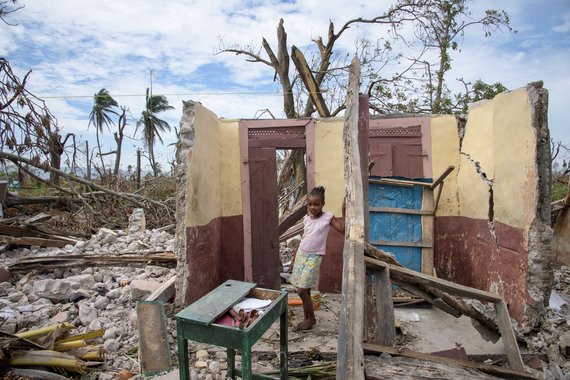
xmin=146 ymin=276 xmax=177 ymax=303
xmin=7 ymin=253 xmax=176 ymax=272
xmin=494 ymin=300 xmax=525 ymax=371
xmin=362 ymin=343 xmax=537 ymax=380
xmin=364 ymin=256 xmax=502 ymax=303
xmin=291 ymin=45 xmax=330 ymax=117
xmin=0 ymin=235 xmax=68 ymax=248
xmin=421 ymin=187 xmax=434 ymax=275
xmin=392 ymin=280 xmax=461 ymax=318
xmin=364 ymin=242 xmax=401 ymax=267
xmin=373 ymin=267 xmax=396 ymax=346
xmin=370 ymin=240 xmax=432 ymax=248
xmin=336 ymin=58 xmax=364 ymax=380
xmin=429 ymin=165 xmax=455 ymax=190
xmin=369 ymin=207 xmax=433 ymax=216
xmin=369 ymin=178 xmax=432 ymax=187
xmin=364 ymin=271 xmax=376 ymax=343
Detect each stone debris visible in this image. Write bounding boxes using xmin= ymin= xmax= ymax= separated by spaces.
xmin=525 ymin=266 xmax=570 ymax=378
xmin=1 ymin=216 xmax=567 ymax=378
xmin=0 ymin=221 xmax=280 ymax=380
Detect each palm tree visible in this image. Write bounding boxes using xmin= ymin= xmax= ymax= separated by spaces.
xmin=137 ymin=87 xmax=173 ymax=177
xmin=88 ymin=88 xmax=118 ymax=177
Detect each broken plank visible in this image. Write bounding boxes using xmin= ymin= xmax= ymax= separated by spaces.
xmin=23 ymin=213 xmax=52 ymax=224
xmin=369 ymin=207 xmax=433 ymax=215
xmin=0 ymin=235 xmax=68 ymax=248
xmin=365 ymin=356 xmax=498 ymax=380
xmin=0 ymin=224 xmax=46 ymax=238
xmin=364 ymin=270 xmax=376 ymax=343
xmin=364 ymin=256 xmax=502 ymax=303
xmin=429 ymin=165 xmax=455 ymax=190
xmin=7 ymin=253 xmax=176 ymax=272
xmin=369 ymin=178 xmax=432 ymax=187
xmin=392 ymin=280 xmax=462 ymax=318
xmin=370 ymin=240 xmax=432 ymax=248
xmin=137 ymin=301 xmax=172 ymax=376
xmin=373 ymin=266 xmax=396 ymax=346
xmin=146 ymin=276 xmax=176 ymax=303
xmin=364 ymin=242 xmax=401 ymax=267
xmin=362 ymin=343 xmax=537 ymax=380
xmin=494 ymin=300 xmax=525 ymax=372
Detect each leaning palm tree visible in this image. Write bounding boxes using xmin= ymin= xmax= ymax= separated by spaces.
xmin=88 ymin=88 xmax=118 ymax=177
xmin=137 ymin=87 xmax=173 ymax=177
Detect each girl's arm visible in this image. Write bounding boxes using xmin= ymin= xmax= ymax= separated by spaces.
xmin=330 ymin=216 xmax=345 ymax=234
xmin=330 ymin=196 xmax=346 ymax=234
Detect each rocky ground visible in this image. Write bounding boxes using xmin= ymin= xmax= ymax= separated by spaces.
xmin=0 ymin=222 xmax=342 ymax=380
xmin=0 ymin=219 xmax=568 ymax=379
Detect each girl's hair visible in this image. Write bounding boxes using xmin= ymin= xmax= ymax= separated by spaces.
xmin=309 ymin=186 xmax=326 ymax=202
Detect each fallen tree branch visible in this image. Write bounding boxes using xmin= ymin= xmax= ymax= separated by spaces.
xmin=0 ymin=151 xmax=164 ymax=209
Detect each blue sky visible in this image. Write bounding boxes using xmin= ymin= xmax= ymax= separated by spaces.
xmin=1 ymin=0 xmax=569 ymax=173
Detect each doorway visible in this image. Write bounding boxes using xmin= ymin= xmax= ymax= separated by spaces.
xmin=239 ymin=120 xmax=315 ymax=289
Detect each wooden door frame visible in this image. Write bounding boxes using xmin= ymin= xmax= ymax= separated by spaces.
xmin=369 ymin=117 xmax=432 ymax=179
xmin=239 ymin=119 xmax=315 ymax=282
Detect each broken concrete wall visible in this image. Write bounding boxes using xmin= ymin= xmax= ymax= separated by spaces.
xmin=175 ymin=101 xmax=244 ymax=306
xmin=314 ymin=119 xmax=346 ymax=292
xmin=432 ymin=82 xmax=552 ymax=328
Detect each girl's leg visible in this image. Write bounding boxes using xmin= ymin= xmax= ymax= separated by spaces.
xmin=296 ymin=287 xmax=316 ymax=330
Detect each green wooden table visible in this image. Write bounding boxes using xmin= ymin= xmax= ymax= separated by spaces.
xmin=176 ymin=280 xmax=288 ymax=380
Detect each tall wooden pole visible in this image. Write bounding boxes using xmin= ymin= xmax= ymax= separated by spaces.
xmin=136 ymin=149 xmax=142 ymax=190
xmin=336 ymin=58 xmax=365 ymax=380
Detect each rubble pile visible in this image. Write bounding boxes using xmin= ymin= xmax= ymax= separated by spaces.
xmin=0 ymin=223 xmax=181 ymax=379
xmin=526 ymin=266 xmax=570 ymax=378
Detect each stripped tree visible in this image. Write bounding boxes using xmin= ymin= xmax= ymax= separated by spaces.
xmin=0 ymin=58 xmax=76 ymax=185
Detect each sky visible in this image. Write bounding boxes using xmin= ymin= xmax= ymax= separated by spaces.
xmin=1 ymin=0 xmax=569 ymax=174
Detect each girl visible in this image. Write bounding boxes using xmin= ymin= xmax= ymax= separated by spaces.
xmin=290 ymin=186 xmax=345 ymax=331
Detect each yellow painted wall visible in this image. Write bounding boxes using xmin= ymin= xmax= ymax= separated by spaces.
xmin=185 ymin=104 xmax=222 ymax=227
xmin=492 ymin=90 xmax=536 ymax=229
xmin=429 ymin=115 xmax=461 ymax=216
xmin=453 ymin=89 xmax=536 ymax=229
xmin=315 ymin=119 xmax=345 ymax=216
xmin=219 ymin=120 xmax=242 ymax=217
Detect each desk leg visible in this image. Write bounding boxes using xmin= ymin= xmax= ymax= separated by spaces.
xmin=280 ymin=309 xmax=288 ymax=380
xmin=227 ymin=348 xmax=235 ymax=379
xmin=177 ymin=337 xmax=189 ymax=380
xmin=241 ymin=343 xmax=252 ymax=380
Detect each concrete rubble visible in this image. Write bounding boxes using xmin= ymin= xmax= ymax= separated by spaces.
xmin=0 ymin=220 xmax=568 ymax=378
xmin=0 ymin=221 xmax=303 ymax=379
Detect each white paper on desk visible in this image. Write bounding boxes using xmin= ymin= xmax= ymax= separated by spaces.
xmin=232 ymin=297 xmax=272 ymax=313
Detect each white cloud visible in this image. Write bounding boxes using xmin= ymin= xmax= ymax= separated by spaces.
xmin=1 ymin=0 xmax=569 ymax=170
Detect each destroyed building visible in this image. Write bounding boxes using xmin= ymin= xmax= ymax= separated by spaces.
xmin=175 ymin=81 xmax=553 ymax=336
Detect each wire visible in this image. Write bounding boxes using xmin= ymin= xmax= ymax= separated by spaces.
xmin=38 ymin=90 xmax=286 ymax=99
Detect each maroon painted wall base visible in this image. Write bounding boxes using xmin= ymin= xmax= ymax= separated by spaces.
xmin=434 ymin=216 xmax=527 ymax=321
xmin=184 ymin=215 xmax=244 ymax=306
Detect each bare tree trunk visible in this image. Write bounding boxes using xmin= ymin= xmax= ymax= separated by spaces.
xmin=136 ymin=149 xmax=141 ymax=189
xmin=96 ymin=129 xmax=106 ymax=178
xmin=86 ymin=140 xmax=91 ymax=181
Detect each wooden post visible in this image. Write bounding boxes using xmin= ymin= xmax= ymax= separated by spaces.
xmin=494 ymin=301 xmax=525 ymax=371
xmin=364 ymin=270 xmax=376 ymax=342
xmin=358 ymin=94 xmax=369 ymax=242
xmin=336 ymin=58 xmax=365 ymax=380
xmin=136 ymin=149 xmax=142 ymax=190
xmin=374 ymin=267 xmax=396 ymax=346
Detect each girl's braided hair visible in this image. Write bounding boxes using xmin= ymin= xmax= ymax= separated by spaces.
xmin=309 ymin=186 xmax=326 ymax=202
